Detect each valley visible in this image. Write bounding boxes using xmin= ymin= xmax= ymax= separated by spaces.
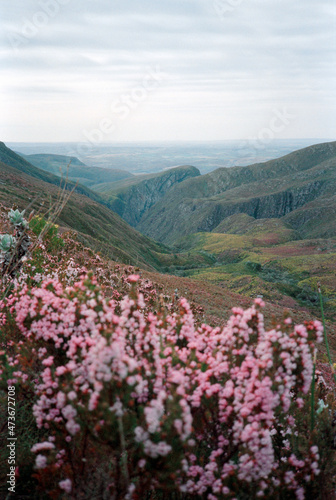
xmin=1 ymin=138 xmax=336 ymax=499
xmin=1 ymin=139 xmax=336 ymax=325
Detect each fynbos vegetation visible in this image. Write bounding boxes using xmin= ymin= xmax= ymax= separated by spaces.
xmin=0 ymin=206 xmax=335 ymax=499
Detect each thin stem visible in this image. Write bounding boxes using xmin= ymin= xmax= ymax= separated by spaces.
xmin=80 ymin=429 xmax=89 ymax=476
xmin=311 ymin=349 xmax=317 ymax=432
xmin=118 ymin=414 xmax=130 ymax=489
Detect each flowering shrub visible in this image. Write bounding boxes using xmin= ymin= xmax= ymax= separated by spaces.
xmin=29 ymin=215 xmax=64 ymax=253
xmin=1 ymin=269 xmax=335 ymax=499
xmin=0 ymin=203 xmax=335 ymax=498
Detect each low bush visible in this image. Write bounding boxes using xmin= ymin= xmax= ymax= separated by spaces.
xmin=0 ymin=207 xmax=335 ymax=499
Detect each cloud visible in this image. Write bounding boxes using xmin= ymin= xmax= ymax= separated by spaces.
xmin=0 ymin=0 xmax=335 ymax=141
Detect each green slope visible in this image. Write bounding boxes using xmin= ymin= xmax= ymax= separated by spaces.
xmin=0 ymin=146 xmax=172 ymax=271
xmin=172 ymin=213 xmax=336 ymax=320
xmin=137 ymin=141 xmax=336 ymax=244
xmin=93 ymin=165 xmax=201 ymax=227
xmin=0 ymin=142 xmax=109 ymax=206
xmin=20 ymin=153 xmax=133 ymax=188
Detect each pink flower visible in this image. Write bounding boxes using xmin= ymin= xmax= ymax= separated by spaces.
xmin=42 ymin=356 xmax=54 ymax=367
xmin=59 ymin=479 xmax=72 ymax=493
xmin=128 ymin=274 xmax=140 ymax=283
xmin=3 ymin=270 xmax=322 ymax=496
xmin=31 ymin=442 xmax=55 ymax=453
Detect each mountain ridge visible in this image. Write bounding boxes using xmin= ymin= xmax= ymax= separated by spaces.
xmin=136 ymin=141 xmax=336 ymax=244
xmin=96 ymin=164 xmax=201 ymax=227
xmin=0 ymin=142 xmax=110 ymax=206
xmin=0 ymin=143 xmax=173 ymax=270
xmin=19 ymin=152 xmax=134 ymax=188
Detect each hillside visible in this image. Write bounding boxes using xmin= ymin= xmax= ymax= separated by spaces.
xmin=0 ymin=145 xmax=174 ymax=270
xmin=130 ymin=141 xmax=336 ymax=320
xmin=137 ymin=141 xmax=336 ymax=244
xmin=19 ymin=153 xmax=133 ymax=188
xmin=93 ymin=165 xmax=200 ymax=227
xmin=0 ymin=142 xmax=109 ymax=205
xmin=1 ymin=199 xmax=335 ymax=499
xmin=172 ymin=211 xmax=336 ymax=321
xmin=2 ymin=141 xmax=335 ymax=323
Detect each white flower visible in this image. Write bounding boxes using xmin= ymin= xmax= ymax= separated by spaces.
xmin=35 ymin=454 xmax=47 ymax=469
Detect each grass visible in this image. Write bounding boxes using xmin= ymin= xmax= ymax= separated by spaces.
xmin=171 ymin=225 xmax=336 ymax=322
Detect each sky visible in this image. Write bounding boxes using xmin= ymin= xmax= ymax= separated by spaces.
xmin=0 ymin=0 xmax=335 ymax=143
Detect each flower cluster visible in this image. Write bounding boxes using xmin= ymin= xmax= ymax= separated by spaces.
xmin=0 ymin=271 xmax=326 ymax=499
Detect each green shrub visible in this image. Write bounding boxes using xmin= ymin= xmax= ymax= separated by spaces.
xmin=29 ymin=216 xmax=64 ymax=252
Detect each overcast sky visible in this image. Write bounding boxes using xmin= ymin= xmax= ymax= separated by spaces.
xmin=0 ymin=0 xmax=335 ymax=142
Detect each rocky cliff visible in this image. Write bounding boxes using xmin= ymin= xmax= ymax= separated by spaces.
xmin=107 ymin=165 xmax=200 ymax=227
xmin=136 ymin=142 xmax=336 ymax=245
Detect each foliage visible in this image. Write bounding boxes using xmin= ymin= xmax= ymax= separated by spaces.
xmin=178 ymin=230 xmax=336 ymax=321
xmin=0 ymin=205 xmax=336 ymax=499
xmin=8 ymin=209 xmax=28 ymax=228
xmin=0 ymin=208 xmax=31 ymax=280
xmin=0 ymin=234 xmax=16 ymax=253
xmin=1 ymin=280 xmax=336 ymax=497
xmin=29 ymin=215 xmax=64 ymax=252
